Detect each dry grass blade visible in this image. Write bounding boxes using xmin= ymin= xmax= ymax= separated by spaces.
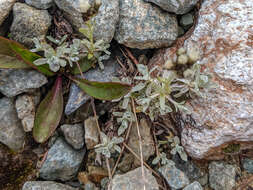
xmin=91 ymin=99 xmax=112 ymax=190
xmin=131 ymin=97 xmax=146 ymax=190
xmin=112 ymin=121 xmax=133 ymax=176
xmin=124 ymin=47 xmax=139 ymax=65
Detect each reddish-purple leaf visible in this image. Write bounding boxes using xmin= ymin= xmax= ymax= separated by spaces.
xmin=33 ymin=76 xmax=63 ymax=143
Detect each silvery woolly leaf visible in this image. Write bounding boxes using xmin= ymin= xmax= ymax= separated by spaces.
xmin=118 ymin=120 xmax=128 ymax=136
xmin=33 ymin=58 xmax=48 ymax=65
xmin=113 ymin=112 xmax=123 ymax=117
xmin=49 ymin=62 xmax=60 ymax=72
xmin=111 ymin=137 xmax=124 ymax=144
xmin=152 ymin=156 xmax=160 ymax=165
xmin=159 ymin=95 xmax=166 ymax=111
xmin=59 ymin=59 xmax=67 ymax=67
xmin=178 ymin=149 xmax=188 ymax=161
xmin=114 ymin=145 xmax=121 ymax=153
xmin=131 ymin=82 xmax=146 ymax=92
xmin=170 ymin=147 xmax=177 ymax=155
xmin=121 ymin=97 xmax=130 ymax=109
xmin=102 ymin=148 xmax=111 ymax=158
xmin=30 ymin=38 xmax=43 ymax=52
xmin=174 ymin=136 xmax=180 ymax=145
xmin=100 ymin=132 xmax=109 ymax=144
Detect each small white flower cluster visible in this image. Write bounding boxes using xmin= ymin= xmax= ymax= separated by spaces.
xmin=31 ymin=21 xmax=110 ymax=72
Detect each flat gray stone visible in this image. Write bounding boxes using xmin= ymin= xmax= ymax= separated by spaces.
xmin=0 ymin=0 xmax=15 ymax=26
xmin=144 ymin=0 xmax=198 ymax=14
xmin=39 ymin=138 xmax=85 ymax=181
xmin=183 ymin=181 xmax=203 ymax=190
xmin=114 ymin=0 xmax=178 ymax=49
xmin=84 ymin=117 xmax=99 ymax=150
xmin=65 ymin=58 xmax=120 ymax=115
xmin=15 ymin=94 xmax=36 ymax=132
xmin=25 ymin=0 xmax=53 ymax=9
xmin=92 ymin=0 xmax=119 ymax=44
xmin=0 ymin=69 xmax=47 ymax=97
xmin=159 ymin=164 xmax=189 ymax=189
xmin=54 ymin=0 xmax=94 ymax=31
xmin=0 ymin=97 xmax=25 ymax=151
xmin=209 ymin=161 xmax=236 ymax=190
xmin=128 ymin=119 xmax=155 ymax=166
xmin=61 ymin=123 xmax=85 ymax=150
xmin=10 ymin=3 xmax=51 ymax=48
xmin=112 ymin=167 xmax=159 ymax=190
xmin=22 ymin=181 xmax=78 ymax=190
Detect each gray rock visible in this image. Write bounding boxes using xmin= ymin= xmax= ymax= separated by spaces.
xmin=15 ymin=94 xmax=36 ymax=132
xmin=10 ymin=3 xmax=51 ymax=48
xmin=25 ymin=0 xmax=53 ymax=9
xmin=84 ymin=117 xmax=99 ymax=150
xmin=172 ymin=154 xmax=205 ymax=182
xmin=54 ymin=0 xmax=94 ymax=31
xmin=159 ymin=164 xmax=189 ymax=189
xmin=65 ymin=58 xmax=120 ymax=115
xmin=39 ymin=138 xmax=85 ymax=181
xmin=209 ymin=161 xmax=236 ymax=190
xmin=128 ymin=119 xmax=155 ymax=166
xmin=61 ymin=123 xmax=85 ymax=149
xmin=150 ymin=0 xmax=253 ymax=159
xmin=112 ymin=167 xmax=159 ymax=190
xmin=144 ymin=0 xmax=198 ymax=14
xmin=55 ymin=0 xmax=118 ymax=44
xmin=0 ymin=97 xmax=25 ymax=151
xmin=180 ymin=13 xmax=194 ymax=30
xmin=242 ymin=158 xmax=253 ymax=173
xmin=183 ymin=181 xmax=203 ymax=190
xmin=22 ymin=181 xmax=78 ymax=190
xmin=92 ymin=0 xmax=119 ymax=44
xmin=0 ymin=0 xmax=15 ymax=26
xmin=0 ymin=69 xmax=47 ymax=97
xmin=114 ymin=0 xmax=178 ymax=49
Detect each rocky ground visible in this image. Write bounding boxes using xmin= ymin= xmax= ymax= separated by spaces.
xmin=0 ymin=0 xmax=253 ymax=190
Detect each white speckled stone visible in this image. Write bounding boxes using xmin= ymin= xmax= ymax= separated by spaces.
xmin=149 ymin=0 xmax=253 ymax=159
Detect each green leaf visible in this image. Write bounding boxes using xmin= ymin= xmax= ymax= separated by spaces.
xmin=0 ymin=55 xmax=30 ymax=69
xmin=33 ymin=76 xmax=63 ymax=143
xmin=70 ymin=76 xmax=132 ymax=100
xmin=70 ymin=57 xmax=95 ymax=74
xmin=0 ymin=36 xmax=54 ymax=76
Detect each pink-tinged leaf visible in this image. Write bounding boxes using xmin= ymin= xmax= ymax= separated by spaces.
xmin=33 ymin=76 xmax=63 ymax=143
xmin=0 ymin=36 xmax=54 ymax=76
xmin=70 ymin=76 xmax=132 ymax=100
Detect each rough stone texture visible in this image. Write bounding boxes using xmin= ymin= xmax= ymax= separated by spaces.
xmin=128 ymin=118 xmax=155 ymax=165
xmin=0 ymin=69 xmax=47 ymax=97
xmin=172 ymin=154 xmax=204 ymax=182
xmin=112 ymin=167 xmax=159 ymax=190
xmin=0 ymin=0 xmax=15 ymax=26
xmin=15 ymin=94 xmax=36 ymax=132
xmin=159 ymin=164 xmax=189 ymax=189
xmin=65 ymin=57 xmax=120 ymax=115
xmin=242 ymin=158 xmax=253 ymax=173
xmin=150 ymin=0 xmax=253 ymax=159
xmin=22 ymin=181 xmax=78 ymax=190
xmin=61 ymin=123 xmax=85 ymax=149
xmin=84 ymin=117 xmax=99 ymax=150
xmin=0 ymin=98 xmax=25 ymax=151
xmin=209 ymin=161 xmax=236 ymax=190
xmin=39 ymin=138 xmax=85 ymax=181
xmin=144 ymin=0 xmax=198 ymax=14
xmin=25 ymin=0 xmax=53 ymax=9
xmin=114 ymin=0 xmax=178 ymax=49
xmin=55 ymin=0 xmax=118 ymax=44
xmin=10 ymin=3 xmax=51 ymax=48
xmin=93 ymin=0 xmax=119 ymax=44
xmin=183 ymin=181 xmax=203 ymax=190
xmin=54 ymin=0 xmax=92 ymax=31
